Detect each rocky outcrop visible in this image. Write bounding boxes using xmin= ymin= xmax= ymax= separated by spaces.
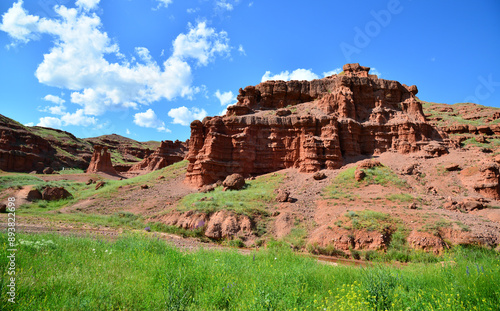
xmin=86 ymin=145 xmax=118 ymax=175
xmin=128 ymin=140 xmax=187 ymax=172
xmin=0 ymin=115 xmax=56 ymax=172
xmin=473 ymin=163 xmax=500 ymax=200
xmin=0 ymin=114 xmax=158 ymax=173
xmin=186 ymin=63 xmax=444 ymax=186
xmin=158 ymin=210 xmax=253 ymax=240
xmin=84 ymin=134 xmax=159 ymax=163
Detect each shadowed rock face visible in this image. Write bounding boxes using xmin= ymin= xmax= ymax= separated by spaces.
xmin=128 ymin=140 xmax=188 ymax=172
xmin=186 ymin=63 xmax=445 ymax=187
xmin=86 ymin=145 xmax=117 ymax=175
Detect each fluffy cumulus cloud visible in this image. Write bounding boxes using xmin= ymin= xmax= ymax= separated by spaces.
xmin=43 ymin=94 xmax=65 ymax=105
xmin=0 ymin=0 xmax=40 ymax=45
xmin=38 ymin=116 xmax=62 ymax=128
xmin=133 ymin=109 xmax=170 ymax=132
xmin=214 ymin=90 xmax=236 ymax=106
xmin=60 ymin=109 xmax=97 ymax=126
xmin=168 ymin=106 xmax=207 ymax=126
xmin=0 ymin=1 xmax=231 ymax=129
xmin=37 ymin=109 xmax=97 ymax=128
xmin=75 ymin=0 xmax=100 ymax=11
xmin=172 ymin=21 xmax=230 ymax=66
xmin=261 ymin=68 xmax=320 ymax=82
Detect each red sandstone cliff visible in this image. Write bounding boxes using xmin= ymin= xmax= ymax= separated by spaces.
xmin=129 ymin=140 xmax=188 ymax=172
xmin=186 ymin=63 xmax=445 ymax=186
xmin=86 ymin=145 xmax=118 ymax=175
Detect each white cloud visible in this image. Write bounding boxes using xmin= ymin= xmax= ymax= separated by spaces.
xmin=76 ymin=0 xmax=100 ymax=11
xmin=126 ymin=129 xmax=131 ymax=135
xmin=215 ymin=90 xmax=236 ymax=106
xmin=37 ymin=109 xmax=97 ymax=128
xmin=133 ymin=109 xmax=170 ymax=132
xmin=261 ymin=68 xmax=319 ymax=82
xmin=0 ymin=2 xmax=232 ymax=124
xmin=238 ymin=44 xmax=246 ymax=55
xmin=37 ymin=116 xmax=62 ymax=128
xmin=370 ymin=68 xmax=382 ymax=77
xmin=249 ymin=2 xmax=254 ymax=7
xmin=156 ymin=0 xmax=173 ymax=9
xmin=168 ymin=106 xmax=207 ymax=126
xmin=41 ymin=104 xmax=67 ymax=116
xmin=24 ymin=122 xmax=34 ymax=127
xmin=173 ymin=21 xmax=230 ymax=66
xmin=60 ymin=109 xmax=97 ymax=126
xmin=216 ymin=0 xmax=234 ymax=11
xmin=41 ymin=95 xmax=67 ymax=115
xmin=43 ymin=94 xmax=65 ymax=105
xmin=134 ymin=109 xmax=164 ymax=128
xmin=323 ymin=68 xmax=342 ymax=77
xmin=0 ymin=0 xmax=40 ymax=45
xmin=187 ymin=8 xmax=200 ymax=14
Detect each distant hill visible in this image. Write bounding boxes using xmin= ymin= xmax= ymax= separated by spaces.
xmin=0 ymin=114 xmax=160 ymax=172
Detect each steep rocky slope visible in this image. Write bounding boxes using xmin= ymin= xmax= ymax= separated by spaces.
xmin=186 ymin=63 xmax=445 ymax=187
xmin=0 ymin=114 xmax=160 ymax=172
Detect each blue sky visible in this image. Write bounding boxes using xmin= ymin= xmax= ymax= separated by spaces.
xmin=0 ymin=0 xmax=499 ymax=142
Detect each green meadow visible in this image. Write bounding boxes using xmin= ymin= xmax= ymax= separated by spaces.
xmin=0 ymin=233 xmax=499 ymax=310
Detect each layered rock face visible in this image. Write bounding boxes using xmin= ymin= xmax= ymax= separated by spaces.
xmin=0 ymin=115 xmax=56 ymax=172
xmin=186 ymin=63 xmax=443 ymax=186
xmin=86 ymin=145 xmax=118 ymax=175
xmin=129 ymin=140 xmax=188 ymax=172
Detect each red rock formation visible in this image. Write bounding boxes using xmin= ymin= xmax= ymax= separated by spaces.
xmin=186 ymin=63 xmax=444 ymax=186
xmin=128 ymin=140 xmax=188 ymax=172
xmin=86 ymin=145 xmax=118 ymax=175
xmin=473 ymin=163 xmax=500 ymax=200
xmin=0 ymin=124 xmax=55 ymax=172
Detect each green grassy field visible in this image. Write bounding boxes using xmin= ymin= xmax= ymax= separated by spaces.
xmin=178 ymin=173 xmax=284 ymax=216
xmin=0 ymin=233 xmax=498 ymax=310
xmin=0 ymin=161 xmax=188 ymax=231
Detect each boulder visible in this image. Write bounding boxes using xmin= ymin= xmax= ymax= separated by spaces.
xmin=445 ymin=164 xmax=461 ymax=171
xmin=222 ymin=174 xmax=246 ymax=190
xmin=354 ymin=169 xmax=366 ymax=182
xmin=41 ymin=187 xmax=72 ymax=201
xmin=27 ymin=189 xmax=42 ymax=201
xmin=199 ymin=184 xmax=215 ymax=193
xmin=276 ymin=189 xmax=290 ymax=202
xmin=313 ymin=172 xmax=327 ymax=180
xmin=43 ymin=167 xmax=54 ymax=174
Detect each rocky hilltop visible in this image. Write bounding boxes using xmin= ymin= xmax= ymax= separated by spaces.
xmin=187 ymin=63 xmax=445 ymax=186
xmin=0 ymin=114 xmax=160 ymax=173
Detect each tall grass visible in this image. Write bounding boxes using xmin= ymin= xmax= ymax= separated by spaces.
xmin=0 ymin=233 xmax=498 ymax=310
